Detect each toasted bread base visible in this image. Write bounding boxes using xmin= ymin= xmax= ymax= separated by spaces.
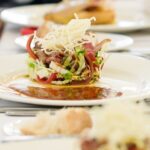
xmin=44 ymin=8 xmax=115 ymax=25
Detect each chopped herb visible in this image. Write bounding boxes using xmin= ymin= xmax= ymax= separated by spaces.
xmin=28 ymin=63 xmax=35 ymax=69
xmin=77 ymin=50 xmax=85 ymax=55
xmin=75 ymin=47 xmax=85 ymax=55
xmin=63 ymin=72 xmax=72 ymax=80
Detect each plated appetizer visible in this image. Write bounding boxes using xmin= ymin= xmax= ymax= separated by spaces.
xmin=26 ymin=18 xmax=110 ymax=85
xmin=6 ymin=18 xmax=123 ymax=101
xmin=44 ymin=0 xmax=115 ymax=25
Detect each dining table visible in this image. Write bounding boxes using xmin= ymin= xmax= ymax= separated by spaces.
xmin=0 ymin=0 xmax=150 ymax=145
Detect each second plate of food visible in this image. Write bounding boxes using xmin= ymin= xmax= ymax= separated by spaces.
xmin=1 ymin=2 xmax=150 ymax=32
xmin=15 ymin=33 xmax=133 ymax=52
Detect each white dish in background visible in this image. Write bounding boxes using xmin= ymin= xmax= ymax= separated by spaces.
xmin=1 ymin=4 xmax=150 ymax=32
xmin=15 ymin=33 xmax=133 ymax=52
xmin=0 ymin=137 xmax=77 ymax=150
xmin=90 ymin=20 xmax=150 ymax=32
xmin=1 ymin=4 xmax=55 ymax=27
xmin=0 ymin=54 xmax=150 ymax=106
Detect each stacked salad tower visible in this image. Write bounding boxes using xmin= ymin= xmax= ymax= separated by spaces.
xmin=26 ymin=18 xmax=110 ymax=85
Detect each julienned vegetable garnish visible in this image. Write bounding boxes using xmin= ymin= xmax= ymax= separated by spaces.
xmin=26 ymin=18 xmax=110 ymax=85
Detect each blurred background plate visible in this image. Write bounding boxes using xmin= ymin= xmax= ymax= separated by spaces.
xmin=90 ymin=20 xmax=150 ymax=32
xmin=15 ymin=33 xmax=134 ymax=52
xmin=1 ymin=3 xmax=150 ymax=32
xmin=1 ymin=4 xmax=55 ymax=27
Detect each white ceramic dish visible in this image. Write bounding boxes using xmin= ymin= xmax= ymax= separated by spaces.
xmin=4 ymin=118 xmax=29 ymax=136
xmin=15 ymin=33 xmax=133 ymax=52
xmin=0 ymin=54 xmax=150 ymax=106
xmin=0 ymin=137 xmax=77 ymax=150
xmin=1 ymin=4 xmax=150 ymax=32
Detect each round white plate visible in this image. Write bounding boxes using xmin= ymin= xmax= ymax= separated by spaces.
xmin=0 ymin=54 xmax=150 ymax=106
xmin=15 ymin=33 xmax=133 ymax=52
xmin=1 ymin=4 xmax=150 ymax=32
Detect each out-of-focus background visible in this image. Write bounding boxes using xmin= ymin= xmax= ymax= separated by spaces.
xmin=0 ymin=0 xmax=150 ymax=55
xmin=0 ymin=0 xmax=148 ymax=16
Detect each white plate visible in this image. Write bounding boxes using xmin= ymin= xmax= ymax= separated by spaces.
xmin=0 ymin=137 xmax=77 ymax=150
xmin=1 ymin=4 xmax=150 ymax=32
xmin=4 ymin=118 xmax=30 ymax=136
xmin=91 ymin=20 xmax=150 ymax=32
xmin=15 ymin=33 xmax=133 ymax=52
xmin=0 ymin=54 xmax=150 ymax=106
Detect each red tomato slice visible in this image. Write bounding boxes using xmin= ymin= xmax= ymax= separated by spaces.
xmin=37 ymin=73 xmax=57 ymax=84
xmin=86 ymin=51 xmax=96 ymax=62
xmin=85 ymin=51 xmax=98 ymax=69
xmin=84 ymin=43 xmax=94 ymax=51
xmin=20 ymin=27 xmax=37 ymax=35
xmin=26 ymin=35 xmax=38 ymax=60
xmin=84 ymin=43 xmax=96 ymax=61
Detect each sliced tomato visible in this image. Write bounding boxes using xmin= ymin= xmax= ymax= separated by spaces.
xmin=84 ymin=42 xmax=96 ymax=61
xmin=86 ymin=51 xmax=96 ymax=61
xmin=37 ymin=73 xmax=57 ymax=84
xmin=26 ymin=35 xmax=37 ymax=60
xmin=84 ymin=43 xmax=94 ymax=51
xmin=20 ymin=27 xmax=37 ymax=35
xmin=85 ymin=54 xmax=94 ymax=74
xmin=85 ymin=51 xmax=98 ymax=69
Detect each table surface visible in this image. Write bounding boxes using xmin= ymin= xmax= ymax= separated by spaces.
xmin=0 ymin=0 xmax=150 ymax=142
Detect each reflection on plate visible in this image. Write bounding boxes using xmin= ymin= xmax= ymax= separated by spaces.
xmin=4 ymin=118 xmax=28 ymax=136
xmin=15 ymin=33 xmax=133 ymax=52
xmin=1 ymin=4 xmax=150 ymax=32
xmin=0 ymin=53 xmax=150 ymax=106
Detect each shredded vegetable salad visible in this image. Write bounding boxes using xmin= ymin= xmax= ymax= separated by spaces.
xmin=26 ymin=18 xmax=110 ymax=85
